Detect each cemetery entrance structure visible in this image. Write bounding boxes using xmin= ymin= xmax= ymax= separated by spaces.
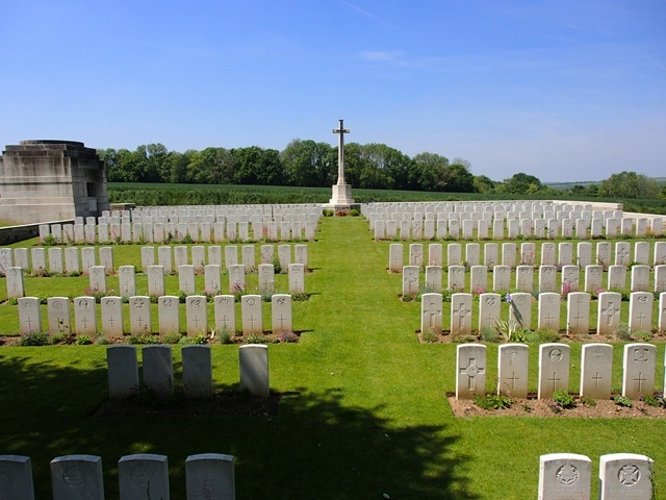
xmin=0 ymin=140 xmax=109 ymax=224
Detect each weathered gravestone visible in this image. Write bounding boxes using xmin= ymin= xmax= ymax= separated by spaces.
xmin=142 ymin=345 xmax=174 ymax=397
xmin=50 ymin=455 xmax=104 ymax=500
xmin=0 ymin=454 xmax=35 ymax=500
xmin=118 ymin=265 xmax=136 ymax=298
xmin=182 ymin=345 xmax=213 ymax=398
xmin=185 ymin=453 xmax=236 ymax=500
xmin=118 ymin=454 xmax=170 ymax=500
xmin=239 ymin=344 xmax=269 ymax=397
xmin=628 ymin=291 xmax=652 ymax=333
xmin=107 ymin=345 xmax=139 ymax=398
xmin=47 ymin=297 xmax=71 ymax=335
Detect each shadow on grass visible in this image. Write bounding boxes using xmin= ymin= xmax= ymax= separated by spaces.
xmin=0 ymin=354 xmax=477 ymax=499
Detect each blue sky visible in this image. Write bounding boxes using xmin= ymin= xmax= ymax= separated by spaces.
xmin=1 ymin=0 xmax=664 ymax=182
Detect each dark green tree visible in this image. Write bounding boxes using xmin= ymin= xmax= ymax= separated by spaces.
xmin=598 ymin=171 xmax=659 ymax=198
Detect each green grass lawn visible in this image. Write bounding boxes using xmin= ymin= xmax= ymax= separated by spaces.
xmin=1 ymin=217 xmax=665 ymax=499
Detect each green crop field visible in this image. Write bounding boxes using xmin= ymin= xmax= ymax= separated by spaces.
xmin=1 ymin=217 xmax=665 ymax=498
xmin=107 ymin=181 xmax=666 ymax=214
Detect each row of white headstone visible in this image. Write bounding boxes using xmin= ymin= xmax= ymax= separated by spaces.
xmin=373 ymin=215 xmax=663 ymax=240
xmin=107 ymin=344 xmax=269 ymax=398
xmin=6 ymin=262 xmax=306 ymax=299
xmin=0 ymin=452 xmax=235 ymax=500
xmin=403 ymin=263 xmax=666 ymax=296
xmin=18 ymin=294 xmax=295 ymax=337
xmin=39 ymin=219 xmax=317 ymax=245
xmin=455 ymin=342 xmax=664 ymax=401
xmin=388 ymin=241 xmax=666 ymax=272
xmin=127 ymin=202 xmax=323 ymax=220
xmin=0 ymin=243 xmax=309 ymax=276
xmin=538 ymin=452 xmax=653 ymax=500
xmin=419 ymin=291 xmax=666 ymax=336
xmin=371 ymin=213 xmax=664 ymax=240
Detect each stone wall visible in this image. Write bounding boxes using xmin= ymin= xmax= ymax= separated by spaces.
xmin=0 ymin=140 xmax=109 ymax=224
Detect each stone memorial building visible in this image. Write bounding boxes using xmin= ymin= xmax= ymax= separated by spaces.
xmin=0 ymin=140 xmax=109 ymax=224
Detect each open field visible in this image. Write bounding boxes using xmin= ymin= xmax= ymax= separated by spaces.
xmin=108 ymin=182 xmax=666 ymax=214
xmin=1 ymin=217 xmax=665 ymax=498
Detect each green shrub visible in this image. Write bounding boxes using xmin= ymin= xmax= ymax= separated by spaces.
xmin=613 ymin=395 xmax=633 ymax=408
xmin=421 ymin=331 xmax=439 ymax=343
xmin=553 ymin=390 xmax=576 ymax=409
xmin=580 ymin=397 xmax=597 ymax=407
xmin=244 ymin=333 xmax=268 ymax=344
xmin=163 ymin=333 xmax=183 ymax=344
xmin=474 ymin=394 xmax=513 ymax=410
xmin=19 ymin=332 xmax=50 ymax=346
xmin=75 ymin=335 xmax=93 ymax=345
xmin=642 ymin=395 xmax=666 ymax=408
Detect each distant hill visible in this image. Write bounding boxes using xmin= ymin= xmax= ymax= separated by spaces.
xmin=545 ymin=177 xmax=666 ymax=190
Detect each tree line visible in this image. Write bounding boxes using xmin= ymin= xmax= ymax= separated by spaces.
xmin=99 ymin=141 xmax=665 ymax=199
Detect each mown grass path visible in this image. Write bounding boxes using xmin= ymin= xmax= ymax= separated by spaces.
xmin=0 ymin=216 xmax=665 ymax=499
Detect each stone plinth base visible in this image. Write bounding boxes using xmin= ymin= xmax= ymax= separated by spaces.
xmin=324 ymin=183 xmax=355 ymax=208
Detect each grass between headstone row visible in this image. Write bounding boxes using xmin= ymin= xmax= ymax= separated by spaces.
xmin=0 ymin=217 xmax=664 ymax=498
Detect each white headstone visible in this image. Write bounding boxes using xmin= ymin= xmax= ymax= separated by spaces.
xmin=508 ymin=292 xmax=532 ymax=330
xmin=456 ymin=343 xmax=486 ymax=400
xmin=597 ymin=291 xmax=621 ymax=336
xmin=584 ymin=265 xmax=603 ymax=294
xmin=580 ymin=343 xmax=613 ymax=399
xmin=599 ymin=453 xmax=653 ymax=500
xmin=628 ymin=291 xmax=653 ymax=333
xmin=566 ymin=292 xmax=590 ymax=335
xmin=100 ymin=296 xmax=123 ymax=338
xmin=74 ymin=296 xmax=96 ymax=336
xmin=538 ymin=292 xmax=560 ymax=331
xmin=179 ymin=265 xmax=196 ymax=295
xmin=241 ymin=295 xmax=263 ymax=335
xmin=622 ymin=343 xmax=656 ymax=399
xmin=539 ymin=265 xmax=557 ymax=293
xmin=420 ymin=293 xmax=442 ymax=335
xmin=497 ymin=343 xmax=528 ymax=398
xmin=538 ymin=453 xmax=591 ymax=500
xmin=450 ymin=293 xmax=473 ymax=336
xmin=288 ymin=263 xmax=305 ymax=294
xmin=228 ymin=264 xmax=246 ymax=295
xmin=47 ymin=296 xmax=71 ymax=335
xmin=147 ymin=265 xmax=165 ymax=297
xmin=158 ymin=296 xmax=180 ymax=336
xmin=129 ymin=296 xmax=152 ymax=335
xmin=118 ymin=265 xmax=136 ymax=298
xmin=214 ymin=295 xmax=236 ymax=334
xmin=89 ymin=265 xmax=107 ymax=293
xmin=271 ymin=294 xmax=293 ymax=334
xmin=538 ymin=343 xmax=570 ymax=399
